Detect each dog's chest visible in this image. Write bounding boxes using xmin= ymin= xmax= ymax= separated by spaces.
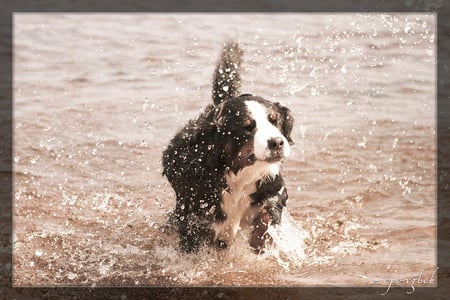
xmin=221 ymin=175 xmax=257 ymax=222
xmin=223 ymin=162 xmax=276 ymax=207
xmin=213 ymin=162 xmax=280 ymax=241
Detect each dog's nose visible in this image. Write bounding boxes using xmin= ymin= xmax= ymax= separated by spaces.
xmin=267 ymin=137 xmax=284 ymax=151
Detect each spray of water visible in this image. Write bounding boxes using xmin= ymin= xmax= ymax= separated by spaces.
xmin=264 ymin=208 xmax=309 ymax=269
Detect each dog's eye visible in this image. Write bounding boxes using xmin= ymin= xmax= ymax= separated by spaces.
xmin=268 ymin=113 xmax=278 ymax=124
xmin=242 ymin=119 xmax=256 ymax=131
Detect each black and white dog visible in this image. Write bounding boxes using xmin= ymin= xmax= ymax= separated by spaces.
xmin=162 ymin=41 xmax=294 ymax=253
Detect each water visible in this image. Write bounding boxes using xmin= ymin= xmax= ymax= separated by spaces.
xmin=12 ymin=13 xmax=436 ymax=287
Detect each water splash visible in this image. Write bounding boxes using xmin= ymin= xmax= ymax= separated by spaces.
xmin=265 ymin=208 xmax=309 ymax=267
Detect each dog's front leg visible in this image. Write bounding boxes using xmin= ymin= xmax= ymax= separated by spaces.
xmin=249 ymin=175 xmax=288 ymax=253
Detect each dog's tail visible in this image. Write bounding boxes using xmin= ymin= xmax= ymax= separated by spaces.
xmin=212 ymin=40 xmax=243 ymax=105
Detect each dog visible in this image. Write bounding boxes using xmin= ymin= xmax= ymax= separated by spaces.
xmin=162 ymin=41 xmax=294 ymax=253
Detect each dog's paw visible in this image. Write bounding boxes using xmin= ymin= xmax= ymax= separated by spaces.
xmin=267 ymin=204 xmax=283 ymax=225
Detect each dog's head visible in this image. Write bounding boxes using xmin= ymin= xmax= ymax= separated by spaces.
xmin=211 ymin=94 xmax=294 ymax=172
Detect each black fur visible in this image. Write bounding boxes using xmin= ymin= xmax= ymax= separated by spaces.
xmin=211 ymin=41 xmax=243 ymax=105
xmin=162 ymin=41 xmax=294 ymax=253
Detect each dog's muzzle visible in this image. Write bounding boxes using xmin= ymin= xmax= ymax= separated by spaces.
xmin=266 ymin=137 xmax=287 ymax=161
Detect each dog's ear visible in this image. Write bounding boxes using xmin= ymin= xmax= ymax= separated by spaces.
xmin=277 ymin=104 xmax=294 ymax=145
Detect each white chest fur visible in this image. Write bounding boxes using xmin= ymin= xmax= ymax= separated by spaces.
xmin=212 ymin=161 xmax=280 ymax=246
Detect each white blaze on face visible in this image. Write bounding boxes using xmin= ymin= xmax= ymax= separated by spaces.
xmin=245 ymin=101 xmax=290 ymax=160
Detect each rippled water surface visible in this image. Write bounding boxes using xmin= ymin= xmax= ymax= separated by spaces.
xmin=13 ymin=13 xmax=436 ymax=287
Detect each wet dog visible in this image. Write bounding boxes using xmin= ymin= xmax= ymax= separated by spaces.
xmin=162 ymin=41 xmax=294 ymax=253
